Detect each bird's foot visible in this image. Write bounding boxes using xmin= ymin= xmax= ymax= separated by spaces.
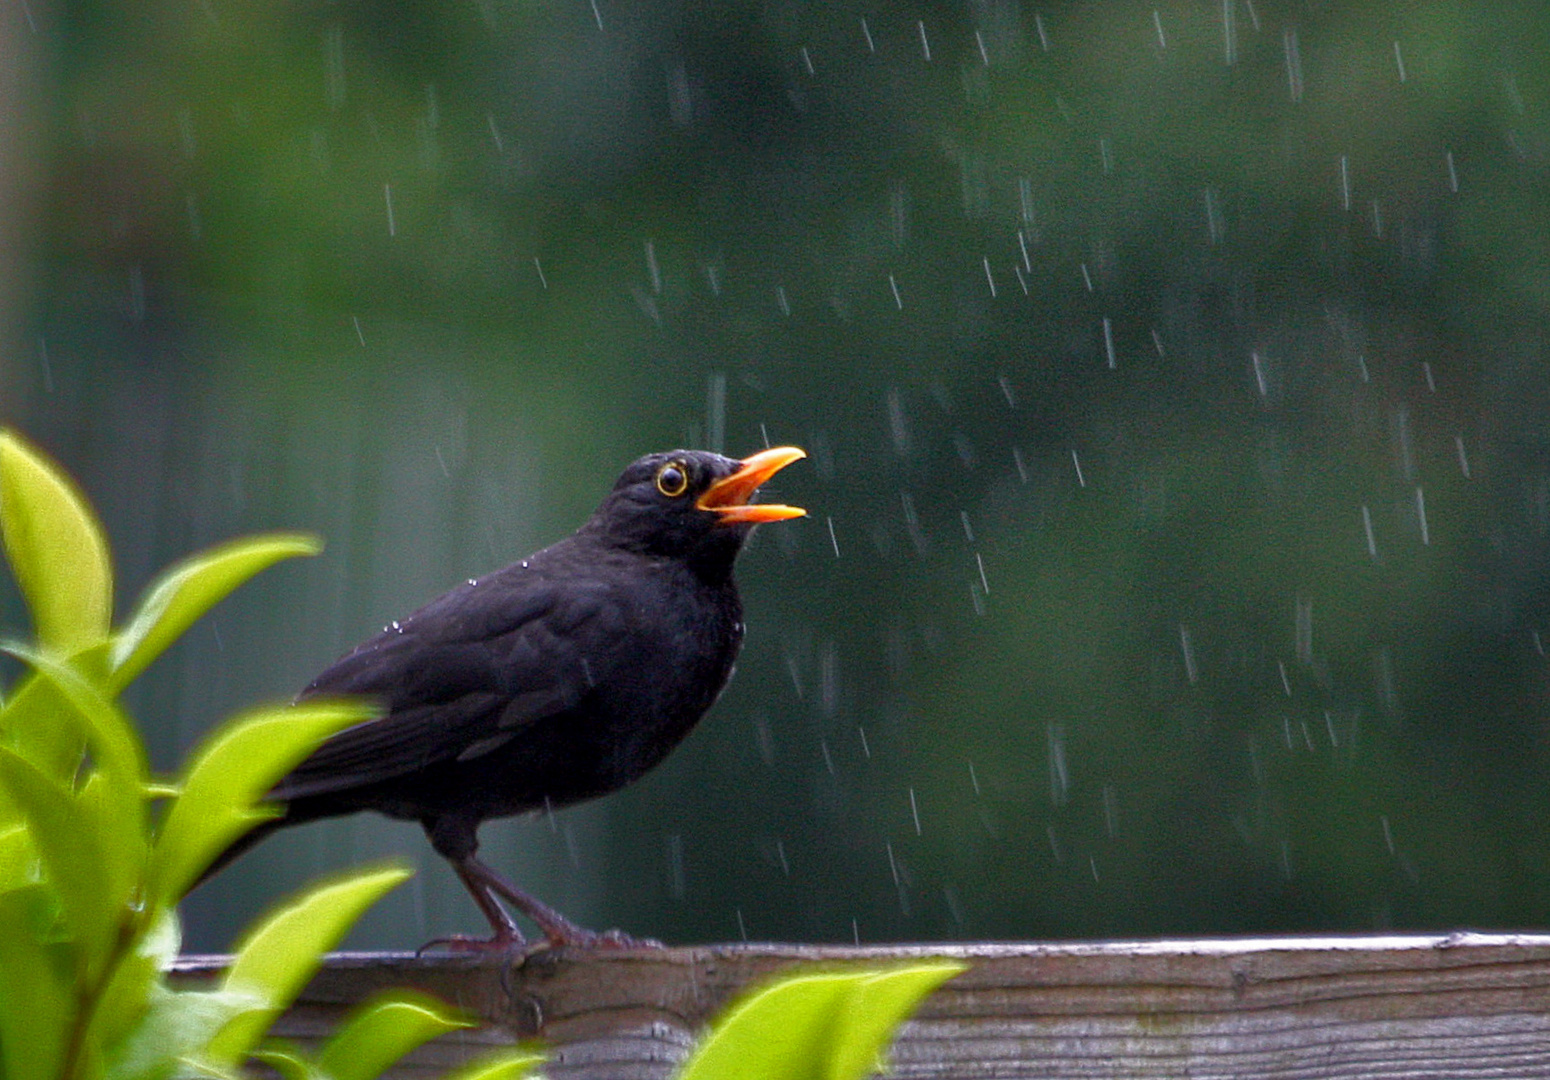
xmin=414 ymin=926 xmax=661 ymax=955
xmin=416 ymin=930 xmax=529 ymax=956
xmin=540 ymin=925 xmax=662 ymax=951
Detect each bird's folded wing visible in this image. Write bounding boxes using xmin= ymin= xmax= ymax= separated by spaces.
xmin=274 ymin=575 xmax=627 ymax=800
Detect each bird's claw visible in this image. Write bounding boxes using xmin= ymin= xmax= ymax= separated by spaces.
xmin=415 ymin=927 xmax=661 ymax=956
xmin=547 ymin=926 xmax=662 ymax=951
xmin=416 ymin=932 xmax=528 ymax=957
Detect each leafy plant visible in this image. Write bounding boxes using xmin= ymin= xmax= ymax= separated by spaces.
xmin=675 ymin=960 xmax=965 ymax=1080
xmin=0 ymin=429 xmax=543 ymax=1080
xmin=0 ymin=426 xmax=963 ymax=1080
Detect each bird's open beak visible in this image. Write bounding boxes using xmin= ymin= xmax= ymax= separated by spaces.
xmin=697 ymin=446 xmax=807 ymax=525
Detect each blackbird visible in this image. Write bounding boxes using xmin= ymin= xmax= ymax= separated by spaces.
xmin=209 ymin=446 xmax=805 ymax=948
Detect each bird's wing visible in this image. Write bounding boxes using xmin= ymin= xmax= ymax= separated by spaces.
xmin=274 ymin=571 xmax=628 ymax=801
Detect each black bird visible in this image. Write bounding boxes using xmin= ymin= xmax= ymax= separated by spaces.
xmin=211 ymin=446 xmax=805 ymax=948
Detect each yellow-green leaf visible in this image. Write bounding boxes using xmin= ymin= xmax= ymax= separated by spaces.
xmin=205 ymin=863 xmax=412 ymax=1070
xmin=0 ymin=429 xmax=113 ymax=655
xmin=147 ymin=700 xmax=378 ymax=909
xmin=0 ymin=887 xmax=75 ymax=1080
xmin=438 ymin=1050 xmax=549 ymax=1080
xmin=110 ymin=533 xmax=322 ymax=692
xmin=3 ymin=644 xmax=149 ymax=794
xmin=317 ymin=992 xmax=473 ymax=1080
xmin=675 ymin=961 xmax=966 ymax=1080
xmin=0 ymin=748 xmax=115 ymax=968
xmin=0 ymin=822 xmax=38 ymax=894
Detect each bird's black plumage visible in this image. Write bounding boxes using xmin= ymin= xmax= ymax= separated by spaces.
xmin=208 ymin=447 xmax=805 ymax=948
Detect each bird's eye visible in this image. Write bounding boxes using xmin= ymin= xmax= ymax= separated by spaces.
xmin=655 ymin=461 xmax=690 ymax=497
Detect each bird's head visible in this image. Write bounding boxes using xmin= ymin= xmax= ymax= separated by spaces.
xmin=586 ymin=446 xmax=806 ymax=566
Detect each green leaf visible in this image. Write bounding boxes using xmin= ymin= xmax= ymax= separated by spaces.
xmin=249 ymin=1044 xmax=319 ymax=1080
xmin=109 ymin=533 xmax=322 ymax=692
xmin=0 ymin=429 xmax=113 ymax=655
xmin=2 ymin=648 xmax=150 ymax=917
xmin=105 ymin=981 xmax=264 ymax=1080
xmin=204 ymin=863 xmax=412 ymax=1071
xmin=0 ymin=821 xmax=38 ymax=893
xmin=146 ymin=699 xmax=378 ymax=908
xmin=316 ymin=992 xmax=473 ymax=1080
xmin=437 ymin=1050 xmax=549 ymax=1080
xmin=3 ymin=644 xmax=151 ymax=796
xmin=88 ymin=908 xmax=183 ymax=1065
xmin=0 ymin=885 xmax=74 ymax=1080
xmin=0 ymin=747 xmax=116 ymax=963
xmin=0 ymin=670 xmax=89 ymax=784
xmin=675 ymin=961 xmax=965 ymax=1080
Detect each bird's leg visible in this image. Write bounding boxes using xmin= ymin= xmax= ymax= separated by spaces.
xmin=455 ymin=853 xmax=658 ymax=950
xmin=454 ymin=859 xmax=527 ymax=944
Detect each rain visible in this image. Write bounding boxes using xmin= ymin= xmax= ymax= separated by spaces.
xmin=1 ymin=1 xmax=1549 ymax=954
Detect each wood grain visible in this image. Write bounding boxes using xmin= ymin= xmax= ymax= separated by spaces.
xmin=173 ymin=933 xmax=1550 ymax=1078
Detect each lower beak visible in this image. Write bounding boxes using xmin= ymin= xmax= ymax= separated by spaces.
xmin=696 ymin=446 xmax=807 ymax=525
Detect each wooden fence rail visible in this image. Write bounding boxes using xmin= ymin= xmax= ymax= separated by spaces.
xmin=173 ymin=932 xmax=1550 ymax=1079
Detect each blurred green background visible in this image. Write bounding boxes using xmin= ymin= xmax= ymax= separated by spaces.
xmin=3 ymin=0 xmax=1550 ymax=951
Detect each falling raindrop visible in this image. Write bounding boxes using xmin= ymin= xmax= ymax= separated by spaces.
xmin=705 ymin=372 xmax=726 ymax=455
xmin=1203 ymin=188 xmax=1223 ymax=243
xmin=1047 ymin=722 xmax=1069 ymax=805
xmin=1179 ymin=624 xmax=1198 ymax=684
xmin=644 ymin=240 xmax=661 ymax=294
xmin=1283 ymin=28 xmax=1303 ymax=102
xmin=1295 ymin=599 xmax=1313 ymax=663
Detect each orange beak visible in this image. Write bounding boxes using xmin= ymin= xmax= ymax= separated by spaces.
xmin=696 ymin=446 xmax=807 ymax=525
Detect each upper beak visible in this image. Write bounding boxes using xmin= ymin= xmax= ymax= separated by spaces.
xmin=696 ymin=446 xmax=807 ymax=525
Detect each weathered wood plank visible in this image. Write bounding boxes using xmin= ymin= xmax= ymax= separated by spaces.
xmin=173 ymin=933 xmax=1550 ymax=1079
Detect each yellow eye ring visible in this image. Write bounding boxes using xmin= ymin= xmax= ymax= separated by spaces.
xmin=655 ymin=461 xmax=690 ymax=497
